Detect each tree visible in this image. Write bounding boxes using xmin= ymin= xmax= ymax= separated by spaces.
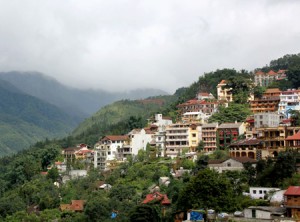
xmin=47 ymin=167 xmax=59 ymax=182
xmin=129 ymin=205 xmax=161 ymax=222
xmin=0 ymin=194 xmax=26 ymax=218
xmin=287 ymin=65 xmax=300 ymax=89
xmin=208 ymin=103 xmax=251 ymax=124
xmin=84 ymin=193 xmax=110 ymax=222
xmin=177 ymin=168 xmax=237 ymax=212
xmin=196 ymin=141 xmax=205 ymax=152
xmin=289 ymin=110 xmax=300 ymax=126
xmin=223 ymin=75 xmax=254 ymax=103
xmin=108 ymin=184 xmax=137 ymax=202
xmin=253 ymin=86 xmax=266 ymax=99
xmin=272 ymin=152 xmax=297 ymax=187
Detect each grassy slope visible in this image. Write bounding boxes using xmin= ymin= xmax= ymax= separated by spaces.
xmin=72 ymin=96 xmax=176 ymax=138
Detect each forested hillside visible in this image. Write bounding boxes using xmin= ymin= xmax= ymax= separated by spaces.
xmin=69 ymin=96 xmax=177 ymax=146
xmin=0 ymin=79 xmax=79 ymax=156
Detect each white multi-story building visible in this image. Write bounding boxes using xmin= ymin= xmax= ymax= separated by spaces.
xmin=254 ymin=113 xmax=281 ymax=128
xmin=128 ymin=128 xmax=155 ymax=155
xmin=165 ymin=123 xmax=201 ymax=158
xmin=217 ymin=80 xmax=233 ymax=103
xmin=150 ymin=114 xmax=173 ymax=157
xmin=94 ymin=135 xmax=128 ymax=169
xmin=279 ymin=89 xmax=300 ymax=118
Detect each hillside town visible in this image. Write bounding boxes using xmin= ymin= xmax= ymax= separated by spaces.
xmin=43 ymin=69 xmax=300 ymax=221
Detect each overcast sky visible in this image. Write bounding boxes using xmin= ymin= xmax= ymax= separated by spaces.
xmin=0 ymin=0 xmax=300 ymax=93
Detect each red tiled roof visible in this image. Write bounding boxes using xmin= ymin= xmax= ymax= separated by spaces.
xmin=277 ymin=69 xmax=287 ymax=74
xmin=230 ymin=138 xmax=262 ymax=146
xmin=208 ymin=159 xmax=226 ymax=164
xmin=255 ymin=71 xmax=265 ymax=75
xmin=40 ymin=172 xmax=48 ymax=175
xmin=285 ymin=186 xmax=300 ymax=196
xmin=198 ymin=92 xmax=210 ymax=96
xmin=142 ymin=192 xmax=171 ymax=205
xmin=218 ymin=80 xmax=226 ymax=85
xmin=71 ymin=200 xmax=84 ymax=211
xmin=286 ymin=131 xmax=300 ymax=141
xmin=60 ymin=200 xmax=85 ymax=212
xmin=101 ymin=135 xmax=129 ymax=141
xmin=232 ymin=157 xmax=257 ymax=163
xmin=177 ymin=99 xmax=218 ymax=107
xmin=267 ymin=70 xmax=277 ymax=75
xmin=265 ymin=88 xmax=281 ymax=93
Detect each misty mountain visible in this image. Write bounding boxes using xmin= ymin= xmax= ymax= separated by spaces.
xmin=0 ymin=72 xmax=169 ymax=120
xmin=0 ymin=79 xmax=79 ymax=156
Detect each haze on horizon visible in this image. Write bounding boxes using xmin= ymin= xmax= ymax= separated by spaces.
xmin=0 ymin=0 xmax=300 ymax=94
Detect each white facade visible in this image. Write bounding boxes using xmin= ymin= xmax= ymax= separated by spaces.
xmin=279 ymin=89 xmax=300 ymax=117
xmin=128 ymin=129 xmax=154 ymax=155
xmin=165 ymin=123 xmax=189 ymax=158
xmin=94 ymin=135 xmax=128 ymax=169
xmin=165 ymin=123 xmax=201 ymax=158
xmin=153 ymin=114 xmax=173 ymax=131
xmin=244 ymin=206 xmax=285 ymax=219
xmin=249 ymin=187 xmax=280 ymax=199
xmin=208 ymin=158 xmax=245 ymax=173
xmin=254 ymin=113 xmax=280 ymax=128
xmin=217 ymin=80 xmax=233 ymax=103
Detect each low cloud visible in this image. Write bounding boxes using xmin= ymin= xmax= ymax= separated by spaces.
xmin=0 ymin=0 xmax=299 ymax=93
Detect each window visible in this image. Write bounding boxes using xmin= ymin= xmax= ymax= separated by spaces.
xmin=108 ymin=151 xmax=111 ymax=155
xmin=253 ymin=190 xmax=257 ymax=194
xmin=192 ymin=133 xmax=196 ymax=137
xmin=259 ymin=190 xmax=262 ymax=194
xmin=227 ymin=163 xmax=231 ymax=167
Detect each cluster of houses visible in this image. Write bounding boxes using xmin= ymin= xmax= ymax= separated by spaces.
xmin=59 ymin=70 xmax=300 ymax=171
xmin=53 ymin=69 xmax=300 ymax=220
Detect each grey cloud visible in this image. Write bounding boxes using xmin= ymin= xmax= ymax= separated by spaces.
xmin=0 ymin=0 xmax=300 ymax=93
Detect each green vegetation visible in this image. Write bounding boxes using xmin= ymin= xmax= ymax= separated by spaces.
xmin=70 ymin=97 xmax=176 ymax=146
xmin=1 ymin=53 xmax=300 ymax=220
xmin=0 ymin=80 xmax=79 ymax=156
xmin=208 ymin=103 xmax=251 ymax=124
xmin=261 ymin=53 xmax=300 ymax=89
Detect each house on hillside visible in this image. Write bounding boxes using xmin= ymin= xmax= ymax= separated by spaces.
xmin=244 ymin=206 xmax=285 ymax=219
xmin=142 ymin=192 xmax=171 ymax=206
xmin=94 ymin=135 xmax=129 ymax=170
xmin=254 ymin=70 xmax=287 ymax=87
xmin=249 ymin=187 xmax=280 ymax=200
xmin=285 ymin=130 xmax=300 ymax=150
xmin=217 ymin=122 xmax=245 ymax=148
xmin=165 ymin=123 xmax=201 ymax=158
xmin=229 ymin=138 xmax=264 ymax=160
xmin=217 ymin=80 xmax=233 ymax=104
xmin=117 ymin=127 xmax=156 ymax=160
xmin=284 ymin=186 xmax=300 ymax=218
xmin=201 ymin=122 xmax=218 ymax=153
xmin=60 ymin=200 xmax=85 ymax=212
xmin=208 ymin=157 xmax=257 ymax=173
xmin=197 ymin=92 xmax=215 ymax=100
